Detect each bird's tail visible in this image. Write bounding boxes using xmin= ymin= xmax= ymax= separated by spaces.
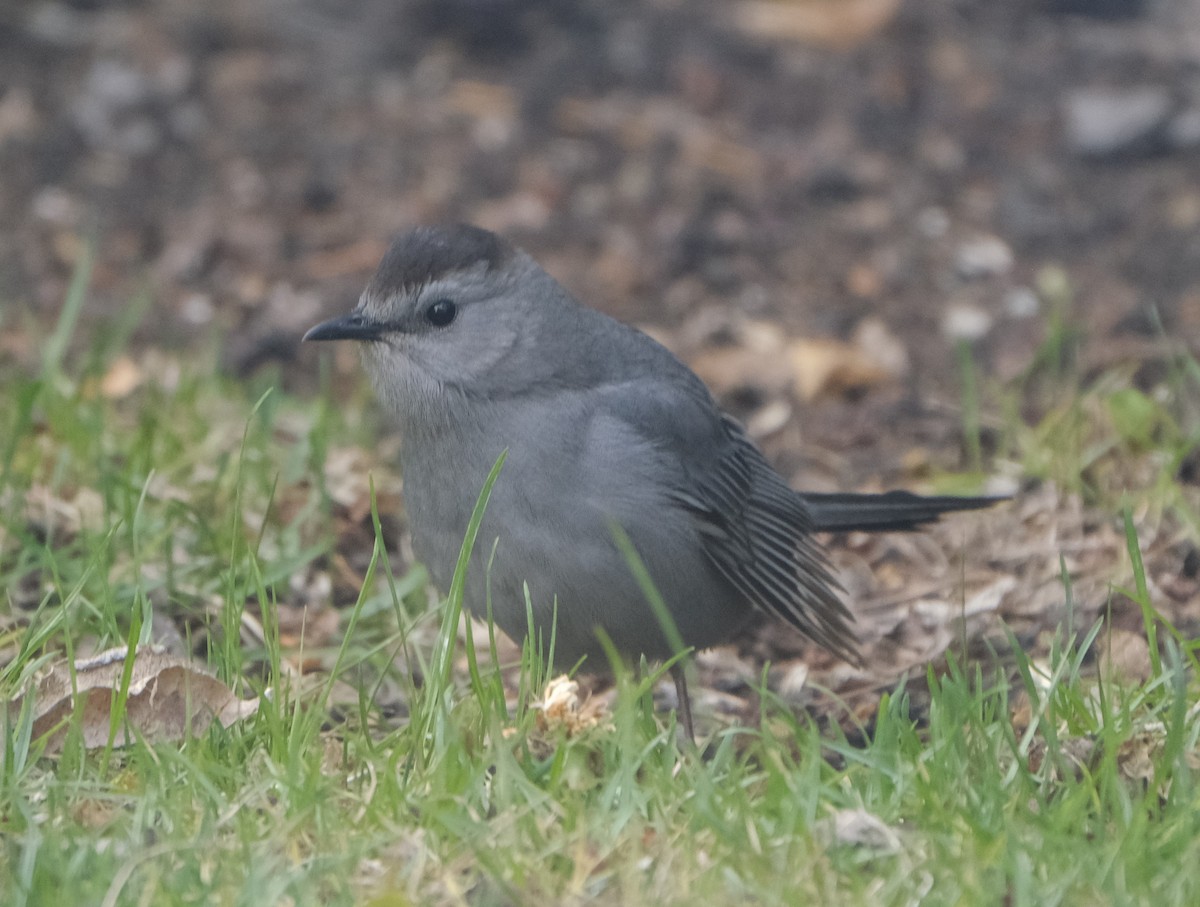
xmin=800 ymin=490 xmax=1004 ymax=533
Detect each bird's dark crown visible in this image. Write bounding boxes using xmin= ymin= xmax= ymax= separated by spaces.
xmin=368 ymin=224 xmax=514 ymax=296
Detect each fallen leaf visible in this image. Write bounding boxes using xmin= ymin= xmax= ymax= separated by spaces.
xmin=99 ymin=356 xmax=143 ymax=399
xmin=277 ymin=601 xmax=340 ymax=654
xmin=816 ymin=808 xmax=903 ymax=853
xmin=304 ymin=239 xmax=389 ymax=281
xmin=22 ymin=484 xmax=105 ymax=538
xmin=689 ymin=318 xmax=792 ymax=400
xmin=1117 ymin=731 xmax=1158 ymax=787
xmin=323 ymin=446 xmax=378 ymax=517
xmin=1099 ymin=628 xmax=1153 ymax=684
xmin=8 ymin=646 xmax=259 ymax=753
xmin=445 ymin=79 xmax=517 ymax=122
xmin=731 ymin=0 xmax=902 ymax=51
xmin=852 ymin=316 xmax=910 ymax=379
xmin=1113 ymin=723 xmax=1200 ymax=797
xmin=787 ymin=336 xmax=894 ymax=401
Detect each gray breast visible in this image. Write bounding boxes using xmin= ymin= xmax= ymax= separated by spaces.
xmin=400 ymin=395 xmax=748 ymax=667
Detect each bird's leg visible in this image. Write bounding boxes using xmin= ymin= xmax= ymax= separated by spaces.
xmin=670 ymin=662 xmax=695 ymax=743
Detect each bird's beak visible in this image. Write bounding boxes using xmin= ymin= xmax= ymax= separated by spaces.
xmin=303 ymin=311 xmax=385 ymax=343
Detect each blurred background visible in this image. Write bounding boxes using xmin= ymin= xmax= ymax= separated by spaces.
xmin=3 ymin=0 xmax=1200 ymax=721
xmin=2 ymin=0 xmax=1199 ymax=472
xmin=6 ymin=5 xmax=1200 ymax=895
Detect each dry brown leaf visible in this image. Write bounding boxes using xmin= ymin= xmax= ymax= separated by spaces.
xmin=731 ymin=0 xmax=902 ymax=51
xmin=9 ymin=646 xmax=259 ymax=753
xmin=445 ymin=79 xmax=517 ymax=122
xmin=1114 ymin=724 xmax=1200 ymax=795
xmin=554 ymin=97 xmax=766 ymax=185
xmin=788 ymin=336 xmax=894 ymax=401
xmin=72 ymin=797 xmax=120 ymax=829
xmin=1117 ymin=731 xmax=1158 ymax=787
xmin=22 ymin=484 xmax=105 ymax=538
xmin=1099 ymin=628 xmax=1153 ymax=684
xmin=0 ymin=611 xmax=29 ymax=670
xmin=99 ymin=356 xmax=144 ymax=399
xmin=323 ymin=446 xmax=377 ymax=517
xmin=277 ymin=602 xmax=340 ymax=656
xmin=689 ymin=318 xmax=792 ymax=399
xmin=304 ymin=239 xmax=389 ymax=281
xmin=1025 ymin=734 xmax=1096 ymax=780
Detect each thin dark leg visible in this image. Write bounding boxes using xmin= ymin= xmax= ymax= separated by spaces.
xmin=670 ymin=662 xmax=695 ymax=743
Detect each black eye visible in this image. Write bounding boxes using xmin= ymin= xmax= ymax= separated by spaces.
xmin=424 ymin=298 xmax=457 ymax=327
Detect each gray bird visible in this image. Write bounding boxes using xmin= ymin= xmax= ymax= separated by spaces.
xmin=304 ymin=224 xmax=999 ymax=739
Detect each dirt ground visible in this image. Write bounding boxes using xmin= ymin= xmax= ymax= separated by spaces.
xmin=3 ymin=0 xmax=1199 ymax=722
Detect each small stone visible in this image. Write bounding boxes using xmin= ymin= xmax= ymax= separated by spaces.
xmin=954 ymin=235 xmax=1013 ymax=279
xmin=72 ymin=58 xmax=164 ymax=154
xmin=169 ymin=101 xmax=207 ymax=141
xmin=853 ymin=316 xmax=910 ymax=378
xmin=1063 ymin=86 xmax=1171 ymax=158
xmin=1004 ymin=286 xmax=1039 ymax=318
xmin=942 ymin=303 xmax=994 ymax=341
xmin=915 ymin=206 xmax=950 ymax=239
xmin=0 ymin=87 xmax=38 ymax=142
xmin=1167 ymin=107 xmax=1200 ymax=151
xmin=1046 ymin=0 xmax=1146 ymax=20
xmin=1099 ymin=628 xmax=1153 ymax=684
xmin=823 ymin=809 xmax=902 ymax=854
xmin=31 ymin=186 xmax=80 ymax=226
xmin=25 ymin=2 xmax=93 ymax=46
xmin=846 ymin=262 xmax=883 ymax=299
xmin=777 ymin=662 xmax=810 ymax=702
xmin=745 ymin=399 xmax=792 ymax=438
xmin=180 ymin=293 xmax=214 ymax=325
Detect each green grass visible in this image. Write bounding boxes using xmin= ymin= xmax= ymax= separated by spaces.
xmin=2 ymin=273 xmax=1200 ymax=905
xmin=988 ymin=267 xmax=1200 ymax=519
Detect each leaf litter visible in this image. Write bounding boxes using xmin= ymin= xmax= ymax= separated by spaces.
xmin=8 ymin=645 xmax=259 ymax=754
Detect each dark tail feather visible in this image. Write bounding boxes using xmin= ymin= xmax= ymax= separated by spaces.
xmin=799 ymin=490 xmax=1005 ymax=533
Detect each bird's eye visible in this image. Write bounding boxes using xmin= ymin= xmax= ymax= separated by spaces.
xmin=424 ymin=298 xmax=457 ymax=327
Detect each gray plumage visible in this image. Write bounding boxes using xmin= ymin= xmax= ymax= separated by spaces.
xmin=305 ymin=225 xmax=999 ymax=725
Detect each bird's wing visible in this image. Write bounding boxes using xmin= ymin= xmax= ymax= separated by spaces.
xmin=682 ymin=416 xmax=858 ymax=661
xmin=597 ymin=379 xmax=858 ymax=661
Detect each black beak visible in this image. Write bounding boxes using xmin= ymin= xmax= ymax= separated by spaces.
xmin=303 ymin=311 xmax=385 ymax=343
